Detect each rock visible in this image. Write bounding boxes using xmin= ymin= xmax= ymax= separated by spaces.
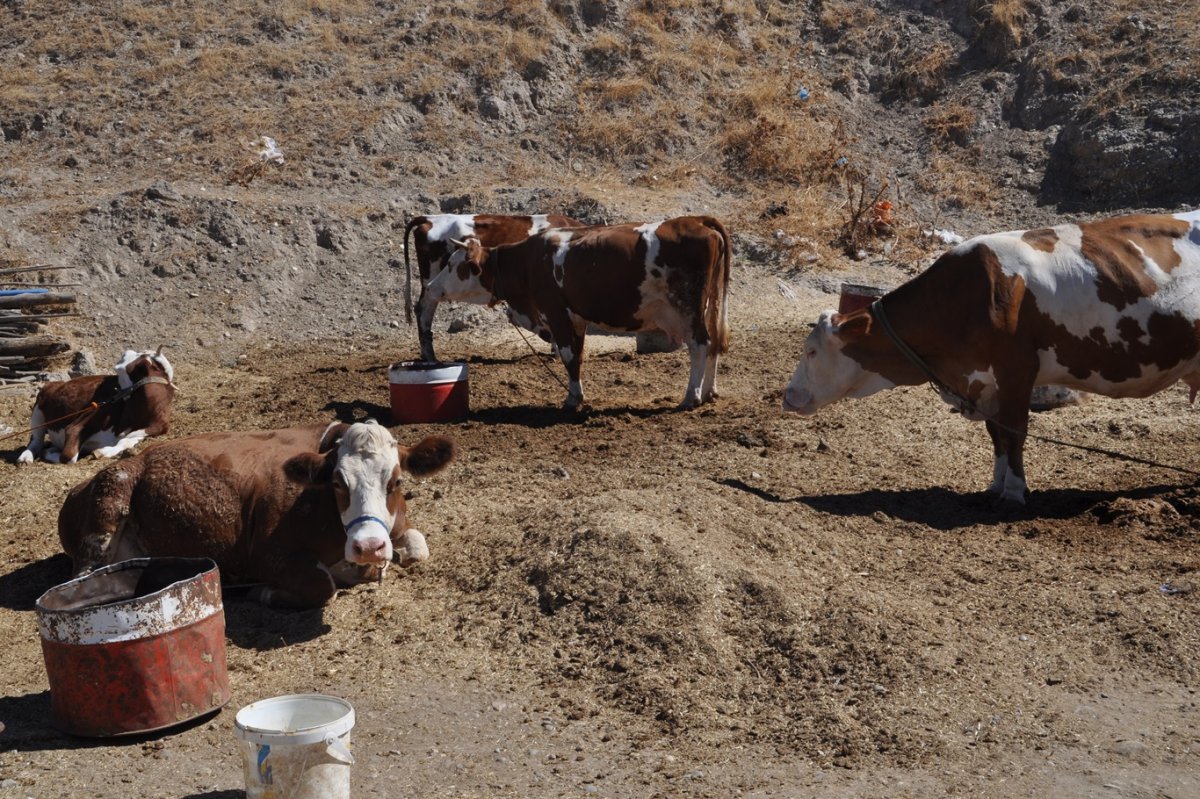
xmin=1111 ymin=739 xmax=1149 ymax=760
xmin=1030 ymin=385 xmax=1086 ymax=411
xmin=635 ymin=330 xmax=681 ymax=354
xmin=69 ymin=349 xmax=98 ymax=377
xmin=144 ymin=180 xmax=181 ymax=202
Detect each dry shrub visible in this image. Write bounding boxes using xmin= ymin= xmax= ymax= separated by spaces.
xmin=972 ymin=0 xmax=1027 ymax=65
xmin=913 ymin=153 xmax=998 ymax=212
xmin=922 ymin=103 xmax=978 ymax=148
xmin=720 ymin=112 xmax=846 ymax=186
xmin=591 ymin=77 xmax=655 ymax=110
xmin=887 ymin=42 xmax=955 ymax=102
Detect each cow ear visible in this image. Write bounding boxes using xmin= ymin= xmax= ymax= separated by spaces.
xmin=400 ymin=436 xmax=455 ymax=477
xmin=318 ymin=422 xmax=351 ymax=453
xmin=833 ymin=312 xmax=871 ymax=338
xmin=283 ymin=450 xmax=336 ymax=485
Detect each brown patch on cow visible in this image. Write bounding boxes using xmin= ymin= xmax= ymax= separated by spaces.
xmin=1030 ymin=288 xmax=1200 ymax=385
xmin=1021 ymin=228 xmax=1059 ymax=253
xmin=1080 ymin=215 xmax=1190 ymax=310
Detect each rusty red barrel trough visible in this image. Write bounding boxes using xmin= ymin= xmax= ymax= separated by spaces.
xmin=838 ymin=282 xmax=887 ymax=314
xmin=36 ymin=557 xmax=231 ymax=737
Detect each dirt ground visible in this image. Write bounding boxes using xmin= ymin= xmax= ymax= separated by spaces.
xmin=2 ymin=277 xmax=1200 ymax=799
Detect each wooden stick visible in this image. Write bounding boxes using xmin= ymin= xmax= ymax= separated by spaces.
xmin=0 ymin=292 xmax=76 ymax=309
xmin=0 ymin=282 xmax=83 ymax=288
xmin=0 ymin=265 xmax=73 ymax=276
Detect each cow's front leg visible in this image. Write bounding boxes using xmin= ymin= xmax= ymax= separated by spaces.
xmin=984 ymin=411 xmax=1031 ymax=505
xmin=252 ymin=553 xmax=339 ymax=609
xmin=557 ymin=333 xmax=586 ymax=410
xmin=17 ymin=407 xmax=46 ymax=464
xmin=679 ymin=340 xmax=709 ymax=409
xmin=91 ymin=429 xmax=148 ymax=460
xmin=701 ymin=350 xmax=720 ymax=403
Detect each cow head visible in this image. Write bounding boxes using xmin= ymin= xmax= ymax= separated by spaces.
xmin=782 ymin=310 xmax=895 ymax=414
xmin=284 ymin=420 xmax=455 ymax=567
xmin=114 ymin=347 xmax=175 ymax=390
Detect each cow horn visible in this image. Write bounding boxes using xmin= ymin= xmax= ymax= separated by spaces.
xmin=449 ymin=238 xmax=469 ymax=249
xmin=154 ymin=345 xmax=165 ymax=357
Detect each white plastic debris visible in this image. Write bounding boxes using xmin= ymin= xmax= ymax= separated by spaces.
xmin=926 ymin=228 xmax=964 ymax=245
xmin=248 ymin=135 xmax=284 ymax=164
xmin=776 ymin=279 xmax=797 ymax=302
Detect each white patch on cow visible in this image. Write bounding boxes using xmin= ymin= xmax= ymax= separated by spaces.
xmin=113 ymin=349 xmax=174 ymax=388
xmin=426 ymin=214 xmax=477 ymax=245
xmin=528 ymin=214 xmax=551 ymax=235
xmin=17 ymin=406 xmax=45 ymax=464
xmin=782 ymin=310 xmax=896 ymax=414
xmin=398 ymin=528 xmax=429 ymax=566
xmin=938 ymin=367 xmax=999 ymax=420
xmin=335 ymin=421 xmax=401 ymax=565
xmin=628 ymin=221 xmax=690 ymax=341
xmin=114 ymin=350 xmax=142 ymax=390
xmin=987 ymin=454 xmax=1029 ymax=504
xmin=976 ymin=221 xmax=1200 ymax=397
xmin=551 ymin=231 xmax=573 ymax=287
xmin=89 ymin=428 xmax=148 ymax=460
xmin=424 ymin=249 xmax=495 ymax=309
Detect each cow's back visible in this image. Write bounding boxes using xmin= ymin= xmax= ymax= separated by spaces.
xmin=36 ymin=375 xmax=117 ymax=418
xmin=916 ymin=212 xmax=1200 ymax=397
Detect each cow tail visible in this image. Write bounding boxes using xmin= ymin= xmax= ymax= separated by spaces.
xmin=402 ymin=215 xmax=428 ymax=325
xmin=701 ymin=216 xmax=732 ymax=355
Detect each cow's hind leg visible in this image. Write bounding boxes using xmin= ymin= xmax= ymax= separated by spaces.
xmin=701 ymin=351 xmax=720 ymax=403
xmin=679 ymin=340 xmax=708 ymax=409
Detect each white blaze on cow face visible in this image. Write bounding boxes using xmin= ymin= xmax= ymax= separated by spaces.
xmin=332 ymin=422 xmax=403 ymax=565
xmin=114 ymin=349 xmax=175 ymax=390
xmin=782 ymin=311 xmax=895 ymax=414
xmin=551 ymin=230 xmax=574 ymax=287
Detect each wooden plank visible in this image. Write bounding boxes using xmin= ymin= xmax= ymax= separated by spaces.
xmin=0 ymin=336 xmax=69 ymax=356
xmin=0 ymin=292 xmax=76 ymax=309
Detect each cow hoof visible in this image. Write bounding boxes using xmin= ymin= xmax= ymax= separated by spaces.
xmin=16 ymin=451 xmax=34 ymax=465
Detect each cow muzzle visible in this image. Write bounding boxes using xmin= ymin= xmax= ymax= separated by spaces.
xmin=345 ymin=514 xmax=394 ymax=564
xmin=782 ymin=387 xmax=816 ymax=414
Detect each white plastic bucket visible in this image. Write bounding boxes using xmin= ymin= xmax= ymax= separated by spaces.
xmin=234 ymin=694 xmax=355 ymax=799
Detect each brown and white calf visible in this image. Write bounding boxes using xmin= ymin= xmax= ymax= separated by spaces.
xmin=18 ymin=349 xmax=175 ymax=465
xmin=783 ymin=210 xmax=1200 ymax=504
xmin=439 ymin=216 xmax=732 ymax=409
xmin=403 ymin=213 xmax=582 ymax=361
xmin=57 ymin=420 xmax=455 ymax=608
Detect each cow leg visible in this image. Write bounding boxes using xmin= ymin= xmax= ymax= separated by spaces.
xmin=415 ymin=284 xmax=440 ymax=362
xmin=701 ymin=351 xmax=720 ymax=402
xmin=90 ymin=429 xmax=148 ymax=460
xmin=679 ymin=340 xmax=708 ymax=409
xmin=556 ymin=332 xmax=586 ymax=410
xmin=984 ymin=409 xmax=1032 ymax=505
xmin=250 ymin=553 xmax=338 ymax=609
xmin=16 ymin=407 xmax=46 ymax=464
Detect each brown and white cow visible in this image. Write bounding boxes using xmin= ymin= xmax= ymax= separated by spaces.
xmin=783 ymin=210 xmax=1200 ymax=504
xmin=404 ymin=213 xmax=583 ymax=362
xmin=57 ymin=420 xmax=455 ymax=608
xmin=439 ymin=216 xmax=732 ymax=409
xmin=17 ymin=349 xmax=175 ymax=465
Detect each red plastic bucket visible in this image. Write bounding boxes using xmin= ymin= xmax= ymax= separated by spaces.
xmin=838 ymin=282 xmax=887 ymax=314
xmin=389 ymin=361 xmax=469 ymax=424
xmin=36 ymin=557 xmax=230 ymax=737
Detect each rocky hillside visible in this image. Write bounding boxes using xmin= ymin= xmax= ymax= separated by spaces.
xmin=1 ymin=0 xmax=1197 ymax=364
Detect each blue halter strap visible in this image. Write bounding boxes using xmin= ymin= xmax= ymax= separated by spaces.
xmin=345 ymin=514 xmax=392 ymax=538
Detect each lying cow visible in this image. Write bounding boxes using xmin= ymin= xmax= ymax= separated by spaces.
xmin=57 ymin=420 xmax=455 ymax=608
xmin=437 ymin=216 xmax=732 ymax=409
xmin=783 ymin=210 xmax=1200 ymax=504
xmin=17 ymin=348 xmax=175 ymax=465
xmin=403 ymin=213 xmax=582 ymax=361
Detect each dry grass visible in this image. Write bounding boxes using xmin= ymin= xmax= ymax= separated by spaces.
xmin=887 ymin=43 xmax=956 ymax=103
xmin=922 ymin=103 xmax=978 ymax=148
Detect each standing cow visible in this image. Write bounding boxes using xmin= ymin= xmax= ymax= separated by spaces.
xmin=403 ymin=213 xmax=582 ymax=362
xmin=57 ymin=420 xmax=455 ymax=608
xmin=782 ymin=210 xmax=1200 ymax=504
xmin=439 ymin=216 xmax=732 ymax=409
xmin=18 ymin=348 xmax=175 ymax=465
